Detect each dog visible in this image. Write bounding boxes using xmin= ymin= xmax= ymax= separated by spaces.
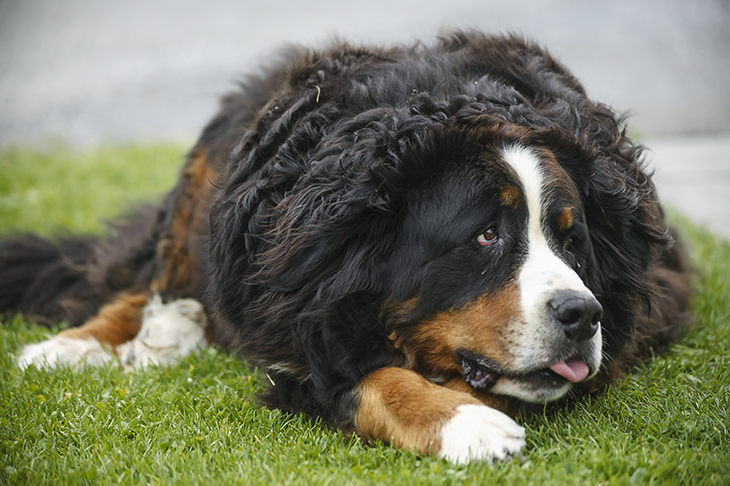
xmin=0 ymin=32 xmax=690 ymax=464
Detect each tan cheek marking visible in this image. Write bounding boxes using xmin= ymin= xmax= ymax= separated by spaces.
xmin=152 ymin=148 xmax=217 ymax=293
xmin=499 ymin=185 xmax=521 ymax=208
xmin=57 ymin=292 xmax=149 ymax=350
xmin=396 ymin=285 xmax=522 ymax=374
xmin=354 ymin=367 xmax=482 ymax=455
xmin=558 ymin=207 xmax=574 ymax=232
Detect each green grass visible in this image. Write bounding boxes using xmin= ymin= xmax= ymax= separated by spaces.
xmin=1 ymin=146 xmax=729 ymax=485
xmin=0 ymin=144 xmax=183 ymax=236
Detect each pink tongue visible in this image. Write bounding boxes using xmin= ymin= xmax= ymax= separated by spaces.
xmin=549 ymin=360 xmax=589 ymax=383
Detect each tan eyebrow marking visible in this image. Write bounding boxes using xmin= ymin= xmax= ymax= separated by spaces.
xmin=499 ymin=185 xmax=520 ymax=208
xmin=558 ymin=207 xmax=574 ymax=231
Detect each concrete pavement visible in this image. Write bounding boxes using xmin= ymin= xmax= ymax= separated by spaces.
xmin=645 ymin=135 xmax=730 ymax=239
xmin=0 ymin=0 xmax=728 ymax=238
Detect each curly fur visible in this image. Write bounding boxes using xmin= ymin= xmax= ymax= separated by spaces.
xmin=1 ymin=32 xmax=690 ymax=458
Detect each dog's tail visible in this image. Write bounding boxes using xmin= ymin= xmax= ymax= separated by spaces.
xmin=0 ymin=205 xmax=163 ymax=327
xmin=0 ymin=234 xmax=105 ymax=327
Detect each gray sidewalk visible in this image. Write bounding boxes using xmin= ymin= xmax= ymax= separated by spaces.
xmin=645 ymin=136 xmax=730 ymax=240
xmin=1 ymin=0 xmax=728 ymax=238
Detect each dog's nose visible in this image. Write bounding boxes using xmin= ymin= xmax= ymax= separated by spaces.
xmin=550 ymin=291 xmax=602 ymax=341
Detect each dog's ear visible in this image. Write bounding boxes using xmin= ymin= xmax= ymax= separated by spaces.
xmin=247 ymin=113 xmax=430 ymax=304
xmin=262 ymin=189 xmax=399 ymax=302
xmin=570 ymin=116 xmax=670 ymax=360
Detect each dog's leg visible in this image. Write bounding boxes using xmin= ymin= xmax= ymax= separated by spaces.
xmin=18 ymin=292 xmax=149 ymax=370
xmin=118 ymin=147 xmax=217 ymax=366
xmin=17 ymin=149 xmax=217 ymax=371
xmin=151 ymin=147 xmax=217 ymax=296
xmin=117 ymin=295 xmax=207 ymax=369
xmin=353 ymin=367 xmax=525 ymax=464
xmin=18 ymin=292 xmax=209 ymax=370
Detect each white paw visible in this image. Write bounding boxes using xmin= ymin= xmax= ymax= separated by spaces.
xmin=438 ymin=404 xmax=526 ymax=465
xmin=119 ymin=295 xmax=207 ymax=369
xmin=18 ymin=335 xmax=115 ymax=370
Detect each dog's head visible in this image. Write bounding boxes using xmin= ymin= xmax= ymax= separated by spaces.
xmin=385 ymin=132 xmax=605 ymax=403
xmin=208 ymin=34 xmax=669 ymax=406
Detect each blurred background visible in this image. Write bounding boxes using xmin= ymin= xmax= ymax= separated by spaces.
xmin=1 ymin=0 xmax=728 ymax=238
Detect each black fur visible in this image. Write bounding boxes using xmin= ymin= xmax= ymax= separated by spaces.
xmin=1 ymin=32 xmax=689 ymax=432
xmin=0 ymin=206 xmax=165 ymax=326
xmin=206 ymin=33 xmax=689 ymax=424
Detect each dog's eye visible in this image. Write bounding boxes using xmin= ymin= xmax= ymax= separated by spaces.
xmin=477 ymin=227 xmax=499 ymax=247
xmin=564 ymin=237 xmax=574 ymax=253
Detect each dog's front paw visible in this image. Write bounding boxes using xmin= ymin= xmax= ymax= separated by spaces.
xmin=119 ymin=296 xmax=207 ymax=368
xmin=18 ymin=335 xmax=115 ymax=370
xmin=438 ymin=404 xmax=526 ymax=465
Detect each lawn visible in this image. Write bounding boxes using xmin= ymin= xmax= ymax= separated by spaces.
xmin=1 ymin=145 xmax=728 ymax=485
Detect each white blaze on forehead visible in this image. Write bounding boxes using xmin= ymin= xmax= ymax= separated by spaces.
xmin=502 ymin=145 xmax=588 ymax=290
xmin=500 ymin=144 xmax=600 ymax=374
xmin=500 ymin=144 xmax=587 ymax=292
xmin=500 ymin=145 xmax=547 ymax=246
